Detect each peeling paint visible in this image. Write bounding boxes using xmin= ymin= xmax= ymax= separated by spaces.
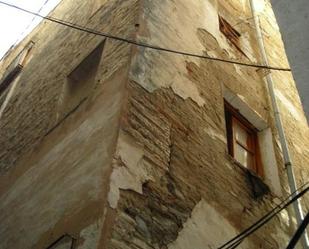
xmin=171 ymin=78 xmax=205 ymax=107
xmin=168 ymin=199 xmax=252 ymax=249
xmin=129 ymin=0 xmax=227 ymax=107
xmin=130 ymin=48 xmax=206 ymax=106
xmin=1 ymin=0 xmax=308 ymax=248
xmin=108 ymin=131 xmax=154 ymax=209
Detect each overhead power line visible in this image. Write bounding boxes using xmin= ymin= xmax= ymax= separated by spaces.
xmin=13 ymin=0 xmax=51 ymax=47
xmin=286 ymin=211 xmax=309 ymax=249
xmin=24 ymin=0 xmax=51 ymax=33
xmin=218 ymin=182 xmax=309 ymax=249
xmin=223 ymin=184 xmax=309 ymax=249
xmin=0 ymin=1 xmax=291 ymax=72
xmin=0 ymin=1 xmax=305 ymax=246
xmin=0 ymin=0 xmax=306 ymax=247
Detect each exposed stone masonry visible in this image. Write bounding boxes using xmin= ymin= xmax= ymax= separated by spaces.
xmin=0 ymin=0 xmax=308 ymax=248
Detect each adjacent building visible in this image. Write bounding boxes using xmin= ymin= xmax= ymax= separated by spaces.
xmin=0 ymin=0 xmax=308 ymax=248
xmin=271 ymin=0 xmax=309 ymax=122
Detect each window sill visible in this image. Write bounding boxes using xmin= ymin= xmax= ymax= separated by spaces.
xmin=226 ymin=153 xmax=270 ymax=198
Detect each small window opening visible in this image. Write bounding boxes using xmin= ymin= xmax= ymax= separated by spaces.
xmin=224 ymin=101 xmax=263 ymax=177
xmin=58 ymin=40 xmax=105 ymax=116
xmin=0 ymin=41 xmax=34 ymax=97
xmin=219 ymin=16 xmax=247 ymax=57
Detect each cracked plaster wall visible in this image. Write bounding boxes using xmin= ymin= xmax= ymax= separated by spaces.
xmin=108 ymin=0 xmax=309 ymax=248
xmin=108 ymin=131 xmax=154 ymax=209
xmin=0 ymin=0 xmax=308 ymax=249
xmin=0 ymin=0 xmax=138 ymax=248
xmin=168 ymin=199 xmax=253 ymax=249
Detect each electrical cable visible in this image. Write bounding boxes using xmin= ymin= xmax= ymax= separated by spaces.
xmin=223 ymin=186 xmax=309 ymax=249
xmin=223 ymin=184 xmax=309 ymax=249
xmin=10 ymin=0 xmax=51 ymax=51
xmin=22 ymin=0 xmax=51 ymax=37
xmin=219 ymin=182 xmax=309 ymax=249
xmin=0 ymin=1 xmax=291 ymax=72
xmin=0 ymin=1 xmax=306 ymax=246
xmin=228 ymin=239 xmax=243 ymax=249
xmin=0 ymin=1 xmax=306 ymax=247
xmin=0 ymin=0 xmax=51 ymax=61
xmin=218 ymin=183 xmax=309 ymax=249
xmin=286 ymin=211 xmax=309 ymax=249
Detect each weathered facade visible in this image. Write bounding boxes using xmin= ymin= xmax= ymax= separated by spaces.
xmin=0 ymin=0 xmax=308 ymax=249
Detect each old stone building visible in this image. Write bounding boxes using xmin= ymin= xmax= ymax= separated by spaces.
xmin=0 ymin=0 xmax=308 ymax=248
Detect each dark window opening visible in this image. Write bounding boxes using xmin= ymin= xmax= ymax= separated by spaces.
xmin=59 ymin=40 xmax=105 ymax=116
xmin=219 ymin=16 xmax=247 ymax=57
xmin=0 ymin=41 xmax=34 ymax=97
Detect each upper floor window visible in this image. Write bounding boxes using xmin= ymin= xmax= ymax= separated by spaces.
xmin=224 ymin=101 xmax=263 ymax=177
xmin=0 ymin=41 xmax=34 ymax=96
xmin=219 ymin=16 xmax=246 ymax=57
xmin=57 ymin=40 xmax=105 ymax=119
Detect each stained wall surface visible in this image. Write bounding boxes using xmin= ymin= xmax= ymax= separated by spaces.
xmin=0 ymin=0 xmax=138 ymax=248
xmin=107 ymin=0 xmax=309 ymax=248
xmin=0 ymin=0 xmax=308 ymax=249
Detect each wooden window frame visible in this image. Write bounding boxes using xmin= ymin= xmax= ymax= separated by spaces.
xmin=224 ymin=101 xmax=263 ymax=177
xmin=219 ymin=16 xmax=247 ymax=57
xmin=0 ymin=41 xmax=34 ymax=96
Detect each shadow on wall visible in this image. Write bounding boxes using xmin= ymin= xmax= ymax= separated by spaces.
xmin=57 ymin=40 xmax=106 ymax=120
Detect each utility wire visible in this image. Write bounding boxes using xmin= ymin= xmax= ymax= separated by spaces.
xmin=0 ymin=1 xmax=305 ymax=246
xmin=0 ymin=0 xmax=50 ymax=61
xmin=223 ymin=186 xmax=309 ymax=249
xmin=21 ymin=0 xmax=49 ymax=35
xmin=223 ymin=184 xmax=309 ymax=249
xmin=17 ymin=0 xmax=51 ymax=42
xmin=227 ymin=239 xmax=243 ymax=249
xmin=218 ymin=183 xmax=309 ymax=249
xmin=0 ymin=1 xmax=291 ymax=72
xmin=0 ymin=0 xmax=306 ymax=246
xmin=4 ymin=0 xmax=50 ymax=59
xmin=286 ymin=211 xmax=309 ymax=249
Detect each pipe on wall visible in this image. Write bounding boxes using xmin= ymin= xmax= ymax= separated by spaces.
xmin=249 ymin=0 xmax=309 ymax=248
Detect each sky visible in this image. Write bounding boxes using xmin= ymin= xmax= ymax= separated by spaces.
xmin=0 ymin=0 xmax=61 ymax=59
xmin=0 ymin=0 xmax=267 ymax=61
